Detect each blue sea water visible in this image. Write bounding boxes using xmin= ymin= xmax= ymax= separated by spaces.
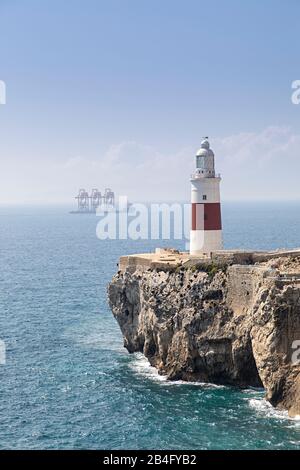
xmin=0 ymin=202 xmax=300 ymax=450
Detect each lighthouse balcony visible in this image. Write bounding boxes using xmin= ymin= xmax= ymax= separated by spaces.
xmin=191 ymin=172 xmax=221 ymax=179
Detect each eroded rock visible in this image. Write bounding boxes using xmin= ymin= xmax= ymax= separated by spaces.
xmin=108 ymin=257 xmax=300 ymax=417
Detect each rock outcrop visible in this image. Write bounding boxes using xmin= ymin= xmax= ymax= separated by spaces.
xmin=108 ymin=255 xmax=300 ymax=417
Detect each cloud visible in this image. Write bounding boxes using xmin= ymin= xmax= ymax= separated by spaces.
xmin=211 ymin=126 xmax=300 ymax=200
xmin=214 ymin=126 xmax=297 ymax=166
xmin=82 ymin=127 xmax=300 ymax=201
xmin=1 ymin=126 xmax=300 ymax=203
xmin=52 ymin=141 xmax=194 ymax=202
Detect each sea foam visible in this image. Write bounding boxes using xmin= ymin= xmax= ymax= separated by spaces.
xmin=129 ymin=352 xmax=225 ymax=389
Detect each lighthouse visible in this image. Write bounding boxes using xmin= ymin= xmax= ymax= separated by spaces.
xmin=190 ymin=137 xmax=222 ymax=255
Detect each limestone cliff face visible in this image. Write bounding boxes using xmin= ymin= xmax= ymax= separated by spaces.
xmin=108 ymin=258 xmax=300 ymax=417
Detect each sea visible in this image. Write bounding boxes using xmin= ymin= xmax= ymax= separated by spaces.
xmin=0 ymin=202 xmax=299 ymax=450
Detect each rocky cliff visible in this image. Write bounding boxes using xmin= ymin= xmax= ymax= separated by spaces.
xmin=108 ymin=254 xmax=300 ymax=417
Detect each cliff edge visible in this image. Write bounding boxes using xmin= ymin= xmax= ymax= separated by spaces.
xmin=108 ymin=250 xmax=300 ymax=417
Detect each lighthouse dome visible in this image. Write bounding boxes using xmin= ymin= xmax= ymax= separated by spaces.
xmin=196 ymin=138 xmax=214 ymax=157
xmin=200 ymin=138 xmax=210 ymax=149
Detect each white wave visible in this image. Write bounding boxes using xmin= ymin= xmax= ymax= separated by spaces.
xmin=248 ymin=398 xmax=300 ymax=424
xmin=129 ymin=353 xmax=225 ymax=388
xmin=128 ymin=353 xmax=167 ymax=382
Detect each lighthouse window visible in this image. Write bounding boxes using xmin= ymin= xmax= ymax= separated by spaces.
xmin=203 ymin=195 xmax=207 ymax=200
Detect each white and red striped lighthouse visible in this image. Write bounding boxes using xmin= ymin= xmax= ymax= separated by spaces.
xmin=190 ymin=137 xmax=222 ymax=255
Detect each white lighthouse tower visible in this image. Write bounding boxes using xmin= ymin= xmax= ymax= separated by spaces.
xmin=190 ymin=137 xmax=222 ymax=255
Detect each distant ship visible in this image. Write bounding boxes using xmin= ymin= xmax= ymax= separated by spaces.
xmin=70 ymin=188 xmax=129 ymax=214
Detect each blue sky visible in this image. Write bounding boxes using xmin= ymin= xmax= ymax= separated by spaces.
xmin=0 ymin=0 xmax=300 ymax=203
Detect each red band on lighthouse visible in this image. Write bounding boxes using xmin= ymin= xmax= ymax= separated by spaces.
xmin=191 ymin=203 xmax=222 ymax=231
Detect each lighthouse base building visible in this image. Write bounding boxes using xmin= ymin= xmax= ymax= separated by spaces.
xmin=190 ymin=138 xmax=222 ymax=255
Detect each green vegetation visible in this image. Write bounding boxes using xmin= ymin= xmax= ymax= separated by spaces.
xmin=190 ymin=261 xmax=228 ymax=279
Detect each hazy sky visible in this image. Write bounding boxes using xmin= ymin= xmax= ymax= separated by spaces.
xmin=1 ymin=0 xmax=300 ymax=203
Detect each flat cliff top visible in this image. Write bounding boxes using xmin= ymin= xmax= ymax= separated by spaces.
xmin=119 ymin=247 xmax=300 ymax=273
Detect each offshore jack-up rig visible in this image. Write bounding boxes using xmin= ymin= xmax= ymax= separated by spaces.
xmin=70 ymin=188 xmax=115 ymax=213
